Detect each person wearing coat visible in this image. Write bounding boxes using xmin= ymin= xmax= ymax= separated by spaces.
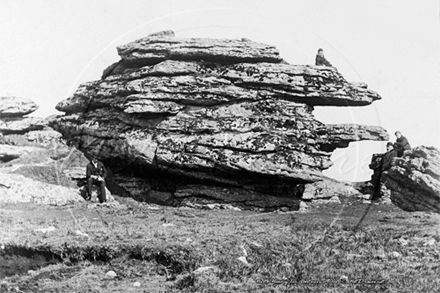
xmin=394 ymin=131 xmax=411 ymax=157
xmin=86 ymin=157 xmax=108 ymax=203
xmin=315 ymin=48 xmax=333 ymax=67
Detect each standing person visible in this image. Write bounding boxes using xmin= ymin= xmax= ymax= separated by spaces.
xmin=394 ymin=131 xmax=411 ymax=157
xmin=315 ymin=48 xmax=333 ymax=67
xmin=382 ymin=142 xmax=398 ymax=172
xmin=86 ymin=156 xmax=108 ymax=203
xmin=370 ymin=142 xmax=397 ymax=200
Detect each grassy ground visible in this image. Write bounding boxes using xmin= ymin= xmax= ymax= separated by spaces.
xmin=0 ymin=195 xmax=439 ymax=292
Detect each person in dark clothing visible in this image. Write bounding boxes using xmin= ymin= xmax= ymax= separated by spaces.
xmin=86 ymin=157 xmax=108 ymax=203
xmin=369 ymin=153 xmax=384 ymax=200
xmin=370 ymin=142 xmax=397 ymax=200
xmin=382 ymin=142 xmax=398 ymax=171
xmin=394 ymin=131 xmax=411 ymax=157
xmin=315 ymin=48 xmax=333 ymax=67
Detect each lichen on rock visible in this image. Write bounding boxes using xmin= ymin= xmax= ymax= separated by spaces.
xmin=386 ymin=146 xmax=440 ymax=213
xmin=51 ymin=30 xmax=389 ymax=210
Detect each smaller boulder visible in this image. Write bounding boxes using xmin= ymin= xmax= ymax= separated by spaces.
xmin=0 ymin=96 xmax=38 ymax=117
xmin=386 ymin=146 xmax=440 ymax=213
xmin=105 ymin=270 xmax=117 ymax=279
xmin=302 ymin=179 xmax=361 ymax=200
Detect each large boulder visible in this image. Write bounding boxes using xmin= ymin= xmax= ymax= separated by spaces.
xmin=386 ymin=146 xmax=440 ymax=213
xmin=50 ymin=30 xmax=388 ymax=210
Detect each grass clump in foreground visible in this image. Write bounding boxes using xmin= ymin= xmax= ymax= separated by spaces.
xmin=0 ymin=200 xmax=439 ymax=292
xmin=171 ymin=222 xmax=440 ymax=292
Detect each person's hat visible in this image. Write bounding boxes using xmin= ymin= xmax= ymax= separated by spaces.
xmin=386 ymin=142 xmax=394 ymax=147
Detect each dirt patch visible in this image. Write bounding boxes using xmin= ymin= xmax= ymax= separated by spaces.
xmin=0 ymin=249 xmax=60 ymax=278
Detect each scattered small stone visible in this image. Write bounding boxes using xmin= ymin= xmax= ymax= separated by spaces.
xmin=35 ymin=226 xmax=56 ymax=234
xmin=239 ymin=244 xmax=248 ymax=257
xmin=162 ymin=223 xmax=175 ymax=227
xmin=206 ymin=204 xmax=217 ymax=210
xmin=75 ymin=230 xmax=89 ymax=237
xmin=106 ymin=270 xmax=117 ymax=278
xmin=358 ymin=193 xmax=372 ymax=200
xmin=249 ymin=241 xmax=263 ymax=249
xmin=27 ymin=270 xmax=37 ymax=275
xmin=193 ymin=266 xmax=219 ymax=275
xmin=398 ymin=238 xmax=409 ymax=246
xmin=237 ymin=256 xmax=252 ymax=267
xmin=391 ymin=251 xmax=401 ymax=258
xmin=143 ymin=204 xmax=161 ymax=210
xmin=225 ymin=205 xmax=242 ymax=211
xmin=328 ymin=196 xmax=341 ymax=204
xmin=424 ymin=239 xmax=436 ymax=246
xmin=133 ymin=281 xmax=141 ymax=287
xmin=340 ymin=275 xmax=349 ymax=282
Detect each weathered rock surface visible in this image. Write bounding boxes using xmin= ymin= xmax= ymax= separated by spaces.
xmin=386 ymin=146 xmax=440 ymax=213
xmin=0 ymin=96 xmax=38 ymax=117
xmin=51 ymin=31 xmax=388 ymax=210
xmin=302 ymin=179 xmax=361 ymax=200
xmin=0 ymin=97 xmax=97 ymax=205
xmin=0 ymin=173 xmax=82 ymax=206
xmin=26 ymin=130 xmax=62 ymax=145
xmin=175 ymin=185 xmax=299 ymax=210
xmin=0 ymin=145 xmax=43 ymax=163
xmin=0 ymin=117 xmax=47 ymax=134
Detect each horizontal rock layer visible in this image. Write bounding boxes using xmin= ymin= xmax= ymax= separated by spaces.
xmin=0 ymin=117 xmax=47 ymax=134
xmin=0 ymin=96 xmax=39 ymax=117
xmin=51 ymin=31 xmax=388 ymax=209
xmin=114 ymin=30 xmax=283 ymax=68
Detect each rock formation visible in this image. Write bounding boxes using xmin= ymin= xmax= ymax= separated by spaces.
xmin=0 ymin=96 xmax=113 ymax=205
xmin=0 ymin=96 xmax=46 ymax=134
xmin=51 ymin=30 xmax=388 ymax=210
xmin=385 ymin=146 xmax=440 ymax=213
xmin=0 ymin=96 xmax=39 ymax=117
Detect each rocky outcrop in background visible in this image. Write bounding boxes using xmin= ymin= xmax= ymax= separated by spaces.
xmin=0 ymin=96 xmax=113 ymax=205
xmin=51 ymin=30 xmax=388 ymax=210
xmin=386 ymin=146 xmax=440 ymax=213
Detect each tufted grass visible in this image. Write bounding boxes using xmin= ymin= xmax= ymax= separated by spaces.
xmin=0 ymin=198 xmax=439 ymax=292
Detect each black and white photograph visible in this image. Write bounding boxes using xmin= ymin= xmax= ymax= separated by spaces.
xmin=0 ymin=1 xmax=439 ymax=292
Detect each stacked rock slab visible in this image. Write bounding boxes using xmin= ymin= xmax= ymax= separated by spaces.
xmin=0 ymin=96 xmax=46 ymax=135
xmin=0 ymin=96 xmax=95 ymax=205
xmin=386 ymin=146 xmax=440 ymax=213
xmin=51 ymin=30 xmax=388 ymax=210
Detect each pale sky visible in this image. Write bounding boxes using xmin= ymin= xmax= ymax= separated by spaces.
xmin=0 ymin=0 xmax=439 ymax=182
